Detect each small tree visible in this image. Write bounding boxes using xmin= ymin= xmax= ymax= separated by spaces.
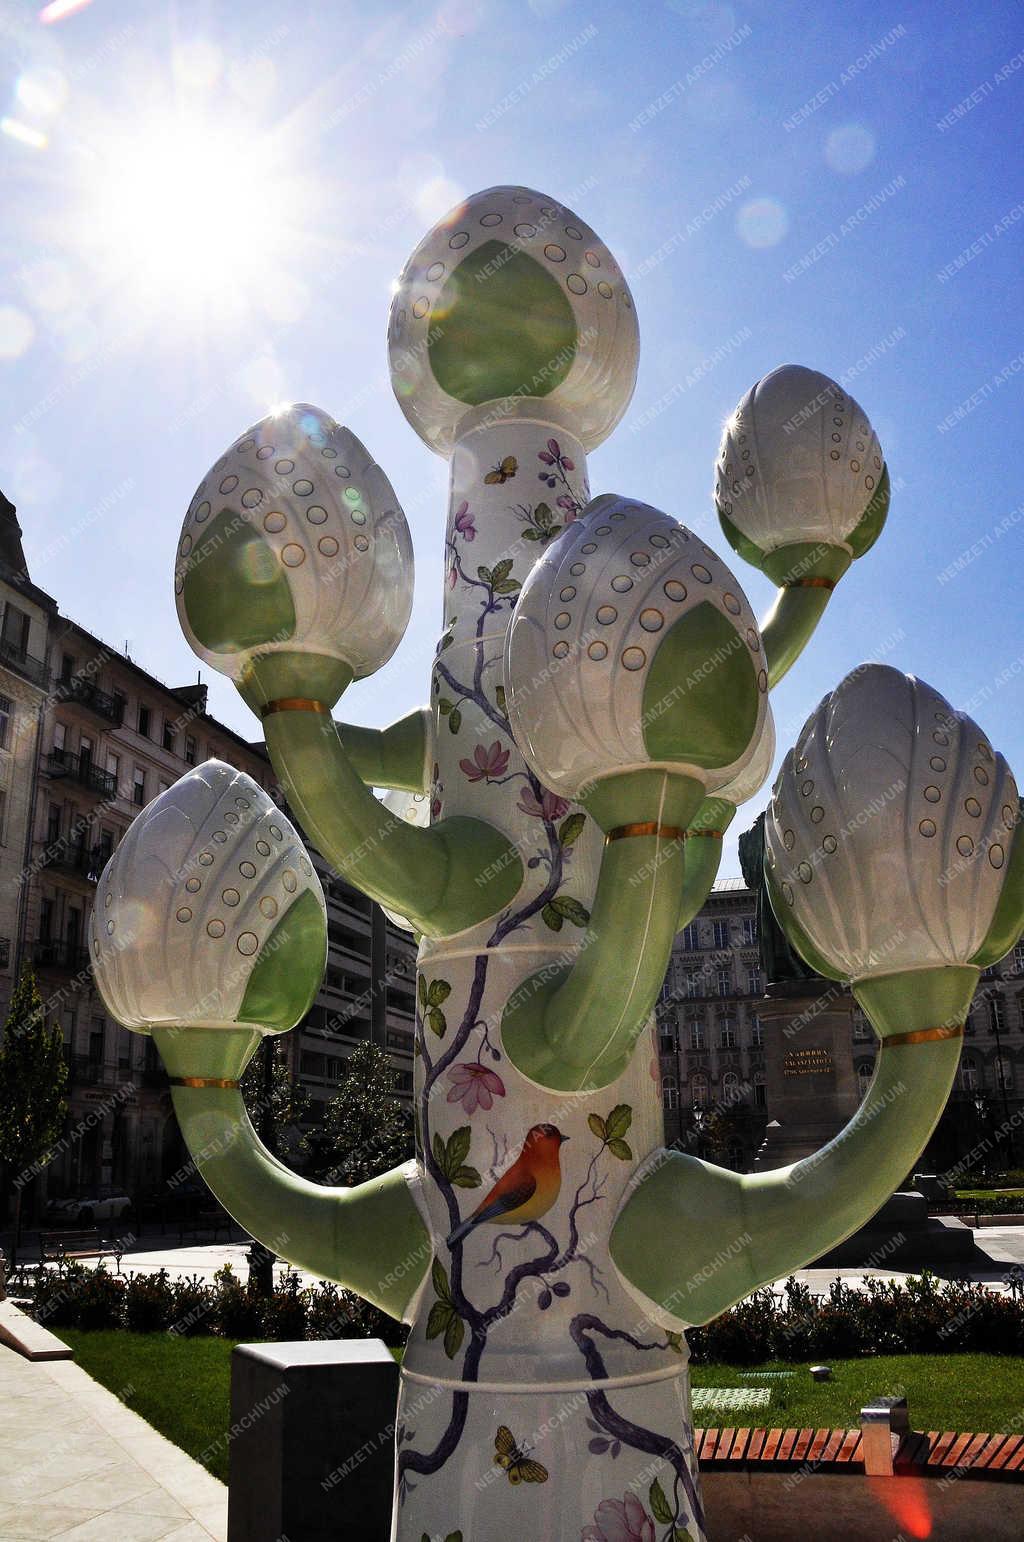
xmin=0 ymin=966 xmax=69 ymax=1264
xmin=301 ymin=1039 xmax=413 ymax=1188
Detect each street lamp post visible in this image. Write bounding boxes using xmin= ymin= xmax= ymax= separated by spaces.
xmin=90 ymin=185 xmax=1024 ymax=1541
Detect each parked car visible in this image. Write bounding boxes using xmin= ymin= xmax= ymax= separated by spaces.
xmin=44 ymin=1190 xmax=134 ymax=1226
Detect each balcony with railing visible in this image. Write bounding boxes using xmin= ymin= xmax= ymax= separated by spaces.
xmin=55 ymin=675 xmax=125 ymax=726
xmin=34 ymin=938 xmax=91 ymax=974
xmin=0 ymin=634 xmax=49 ymax=689
xmin=43 ymin=748 xmax=117 ymax=800
xmin=42 ymin=843 xmax=106 ymax=883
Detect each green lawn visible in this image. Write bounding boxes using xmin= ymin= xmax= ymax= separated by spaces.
xmin=692 ymin=1355 xmax=1024 ymax=1432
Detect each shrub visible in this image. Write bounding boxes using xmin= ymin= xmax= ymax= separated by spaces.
xmin=71 ymin=1263 xmax=126 ymax=1330
xmin=168 ymin=1274 xmax=216 ymax=1337
xmin=213 ymin=1264 xmax=266 ymax=1340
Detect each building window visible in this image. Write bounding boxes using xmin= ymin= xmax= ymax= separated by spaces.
xmin=59 ymin=652 xmax=74 ymax=683
xmin=712 ymin=919 xmax=730 ymax=949
xmin=662 ymin=1074 xmax=678 ymax=1111
xmin=133 ymin=767 xmax=146 ymax=806
xmin=691 ymin=1073 xmax=708 ymax=1107
xmin=1013 ymin=943 xmax=1024 ymax=976
xmin=747 ymin=967 xmax=762 ymax=996
xmin=689 ymin=1019 xmax=705 ymax=1051
xmin=995 ymin=1057 xmax=1014 ymax=1092
xmin=719 ymin=1019 xmax=737 ymax=1049
xmin=721 ymin=1071 xmax=741 ymax=1104
xmin=660 ymin=1028 xmax=677 ymax=1055
xmin=685 ymin=967 xmax=702 ymax=998
xmin=106 ymin=752 xmax=120 ymax=790
xmin=716 ymin=968 xmax=732 ymax=997
xmin=89 ymin=1016 xmax=105 ymax=1064
xmin=163 ymin=721 xmax=176 ymax=752
xmin=47 ymin=803 xmax=61 ymax=845
xmin=754 ymin=1073 xmax=767 ymax=1109
xmin=750 ymin=1015 xmax=763 ymax=1048
xmin=79 ymin=734 xmax=93 ymax=770
xmin=138 ymin=704 xmax=151 ymax=737
xmin=959 ymin=1055 xmax=978 ymax=1093
xmin=681 ymin=922 xmax=700 ymax=952
xmin=53 ymin=722 xmax=66 ymax=758
xmin=857 ymin=1060 xmax=876 ymax=1095
xmin=989 ymin=996 xmax=1005 ymax=1033
xmin=2 ymin=605 xmax=31 ymax=654
xmin=853 ymin=1010 xmax=871 ymax=1041
xmin=0 ymin=694 xmax=11 ymax=751
xmin=184 ymin=735 xmax=197 ymax=766
xmin=742 ymin=915 xmax=756 ymax=946
xmin=0 ymin=787 xmax=6 ymax=843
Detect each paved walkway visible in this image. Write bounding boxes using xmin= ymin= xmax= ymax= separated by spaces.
xmin=0 ymin=1342 xmax=226 ymax=1541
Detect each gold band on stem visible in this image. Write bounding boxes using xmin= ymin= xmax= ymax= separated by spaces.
xmin=606 ymin=822 xmax=688 ymax=844
xmin=781 ymin=576 xmax=836 ymax=591
xmin=685 ymin=829 xmax=724 ymax=839
xmin=169 ymin=1076 xmax=241 ymax=1090
xmin=261 ymin=698 xmax=331 ymax=719
xmin=882 ymin=1024 xmax=964 ymax=1049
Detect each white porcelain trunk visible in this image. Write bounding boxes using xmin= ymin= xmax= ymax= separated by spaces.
xmin=394 ymin=411 xmax=705 ymax=1542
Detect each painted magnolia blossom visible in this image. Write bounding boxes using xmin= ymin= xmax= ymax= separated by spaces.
xmin=459 ymin=741 xmax=511 ymax=783
xmin=518 ymin=785 xmax=570 ymax=821
xmin=582 ymin=1493 xmax=655 ymax=1542
xmin=446 ymin=1061 xmax=506 ymax=1115
xmin=453 ymin=501 xmax=477 ymax=541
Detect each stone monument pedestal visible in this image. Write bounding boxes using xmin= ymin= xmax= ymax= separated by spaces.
xmin=754 ymin=984 xmax=860 ymax=1168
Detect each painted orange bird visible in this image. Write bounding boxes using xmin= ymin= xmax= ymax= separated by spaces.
xmin=445 ymin=1123 xmax=569 ymax=1248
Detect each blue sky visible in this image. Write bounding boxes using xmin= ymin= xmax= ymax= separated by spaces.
xmin=2 ymin=0 xmax=1022 ymax=874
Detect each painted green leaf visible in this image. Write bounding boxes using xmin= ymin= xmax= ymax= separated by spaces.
xmin=477 ymin=565 xmax=493 ymax=584
xmin=587 ymin=1113 xmax=607 ymax=1141
xmin=438 ymin=698 xmax=454 ymax=716
xmin=448 ymin=709 xmax=462 ymax=734
xmin=426 ymin=1301 xmax=452 ymax=1340
xmin=427 ymin=979 xmax=452 ymax=1007
xmin=417 ymin=975 xmax=427 ymax=1008
xmin=605 ymin=1103 xmax=633 ymax=1140
xmin=558 ymin=812 xmax=586 ymax=847
xmin=439 ymin=631 xmax=454 ymax=651
xmin=432 ymin=1132 xmax=446 ymax=1171
xmin=452 ymin=1165 xmax=481 ymax=1189
xmin=431 ymin=1256 xmax=452 ymax=1304
xmin=650 ymin=1478 xmax=673 ymax=1525
xmin=535 ymin=502 xmax=553 ymax=526
xmin=495 ymin=684 xmax=507 ymax=711
xmin=427 ymin=1007 xmax=447 ymax=1037
xmin=551 ymin=895 xmax=590 ymax=927
xmin=522 ymin=527 xmax=542 ymax=540
xmin=673 ymin=1529 xmax=696 ymax=1541
xmin=492 ymin=557 xmax=513 ymax=582
xmin=446 ymin=1126 xmax=471 ymax=1171
xmin=607 ymin=1137 xmax=633 ymax=1161
xmin=541 ymin=902 xmax=564 ymax=932
xmin=494 ymin=579 xmax=520 ymax=594
xmin=667 ymin=1330 xmax=684 ymax=1355
xmin=443 ymin=1310 xmax=464 ymax=1359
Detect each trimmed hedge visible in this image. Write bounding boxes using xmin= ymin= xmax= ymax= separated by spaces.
xmin=688 ymin=1273 xmax=1024 ymax=1363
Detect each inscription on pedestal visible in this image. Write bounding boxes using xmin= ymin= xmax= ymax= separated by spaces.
xmin=783 ymin=1046 xmax=834 ymax=1078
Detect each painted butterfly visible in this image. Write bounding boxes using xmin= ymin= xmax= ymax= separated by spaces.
xmin=485 ymin=455 xmax=518 ymax=485
xmin=494 ymin=1424 xmax=548 ymax=1484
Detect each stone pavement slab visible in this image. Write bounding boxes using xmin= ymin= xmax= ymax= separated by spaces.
xmin=0 ymin=1342 xmax=226 ymax=1541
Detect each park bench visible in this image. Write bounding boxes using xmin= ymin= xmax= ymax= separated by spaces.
xmin=39 ymin=1229 xmax=125 ymax=1271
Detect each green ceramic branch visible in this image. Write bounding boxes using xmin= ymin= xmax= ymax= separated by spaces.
xmin=334 ymin=707 xmax=431 ymax=793
xmin=502 ymin=771 xmax=707 ymax=1091
xmin=152 ymin=1027 xmax=430 ymax=1318
xmin=610 ymin=965 xmax=976 ymax=1325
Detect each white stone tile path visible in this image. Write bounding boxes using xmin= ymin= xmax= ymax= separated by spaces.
xmin=0 ymin=1342 xmax=226 ymax=1541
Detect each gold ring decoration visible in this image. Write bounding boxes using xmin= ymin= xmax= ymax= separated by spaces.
xmin=684 ymin=829 xmax=724 ymax=839
xmin=781 ymin=576 xmax=836 ymax=590
xmin=606 ymin=822 xmax=688 ymax=844
xmin=881 ymin=1024 xmax=964 ymax=1049
xmin=169 ymin=1076 xmax=241 ymax=1089
xmin=260 ymin=698 xmax=331 ymax=719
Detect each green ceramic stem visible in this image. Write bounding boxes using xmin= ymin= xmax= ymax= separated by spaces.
xmin=261 ymin=707 xmax=522 ymax=939
xmin=677 ymin=799 xmax=735 ymax=932
xmin=758 ymin=544 xmax=852 ymax=688
xmin=610 ymin=965 xmax=976 ymax=1324
xmin=152 ymin=1027 xmax=430 ymax=1319
xmin=502 ymin=772 xmax=705 ymax=1091
xmin=336 ymin=707 xmax=431 ymax=793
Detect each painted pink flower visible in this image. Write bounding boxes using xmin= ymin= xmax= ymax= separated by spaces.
xmin=447 ymin=562 xmax=458 ymax=589
xmin=453 ymin=500 xmax=476 ymax=541
xmin=447 ymin=1061 xmax=506 ymax=1115
xmin=518 ymin=785 xmax=570 ymax=821
xmin=582 ymin=1494 xmax=655 ymax=1542
xmin=538 ymin=450 xmax=556 ymax=466
xmin=459 ymin=741 xmax=510 ymax=782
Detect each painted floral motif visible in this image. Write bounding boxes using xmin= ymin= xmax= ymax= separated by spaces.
xmin=518 ymin=785 xmax=570 ymax=821
xmin=538 ymin=438 xmax=584 ymax=520
xmin=418 ymin=975 xmax=451 ymax=1037
xmin=582 ymin=1493 xmax=655 ymax=1542
xmin=453 ymin=500 xmax=477 ymax=540
xmin=447 ymin=1060 xmax=506 ymax=1115
xmin=459 ymin=740 xmax=510 ymax=782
